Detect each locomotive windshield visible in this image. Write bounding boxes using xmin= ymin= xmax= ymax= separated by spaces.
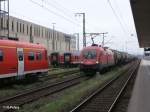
xmin=83 ymin=50 xmax=96 ymax=59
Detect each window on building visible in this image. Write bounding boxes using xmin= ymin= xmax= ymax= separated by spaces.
xmin=30 ymin=26 xmax=32 ymax=36
xmin=6 ymin=19 xmax=8 ymax=29
xmin=56 ymin=41 xmax=57 ymax=50
xmin=20 ymin=23 xmax=22 ymax=32
xmin=36 ymin=52 xmax=42 ymax=60
xmin=45 ymin=30 xmax=47 ymax=38
xmin=36 ymin=27 xmax=38 ymax=36
xmin=23 ymin=24 xmax=24 ymax=33
xmin=34 ymin=27 xmax=36 ymax=36
xmin=39 ymin=27 xmax=40 ymax=37
xmin=0 ymin=50 xmax=3 ymax=61
xmin=41 ymin=28 xmax=43 ymax=37
xmin=28 ymin=52 xmax=34 ymax=61
xmin=12 ymin=21 xmax=14 ymax=31
xmin=49 ymin=32 xmax=51 ymax=40
xmin=0 ymin=18 xmax=3 ymax=28
xmin=36 ymin=27 xmax=37 ymax=36
xmin=17 ymin=22 xmax=19 ymax=32
xmin=27 ymin=25 xmax=28 ymax=35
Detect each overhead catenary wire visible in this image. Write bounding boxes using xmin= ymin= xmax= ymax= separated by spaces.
xmin=42 ymin=0 xmax=95 ymax=32
xmin=107 ymin=0 xmax=129 ymax=36
xmin=44 ymin=0 xmax=100 ymax=31
xmin=30 ymin=0 xmax=93 ymax=33
xmin=42 ymin=0 xmax=76 ymax=21
xmin=29 ymin=0 xmax=82 ymax=27
xmin=113 ymin=0 xmax=131 ymax=36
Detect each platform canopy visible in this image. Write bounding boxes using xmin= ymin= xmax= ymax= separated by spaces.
xmin=131 ymin=0 xmax=150 ymax=48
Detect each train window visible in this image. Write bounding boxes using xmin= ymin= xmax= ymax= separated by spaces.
xmin=45 ymin=50 xmax=48 ymax=60
xmin=18 ymin=51 xmax=23 ymax=61
xmin=0 ymin=50 xmax=3 ymax=61
xmin=28 ymin=52 xmax=34 ymax=61
xmin=36 ymin=52 xmax=42 ymax=60
xmin=83 ymin=50 xmax=96 ymax=59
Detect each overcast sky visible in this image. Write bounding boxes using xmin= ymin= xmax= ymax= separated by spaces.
xmin=9 ymin=0 xmax=144 ymax=55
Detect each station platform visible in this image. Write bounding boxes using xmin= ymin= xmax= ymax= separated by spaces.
xmin=128 ymin=56 xmax=150 ymax=112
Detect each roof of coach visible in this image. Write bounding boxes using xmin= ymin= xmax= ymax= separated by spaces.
xmin=0 ymin=40 xmax=46 ymax=49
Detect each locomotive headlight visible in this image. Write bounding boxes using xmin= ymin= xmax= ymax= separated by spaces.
xmin=96 ymin=61 xmax=99 ymax=64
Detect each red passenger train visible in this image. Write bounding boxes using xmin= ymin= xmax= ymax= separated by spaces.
xmin=0 ymin=40 xmax=49 ymax=79
xmin=50 ymin=51 xmax=80 ymax=67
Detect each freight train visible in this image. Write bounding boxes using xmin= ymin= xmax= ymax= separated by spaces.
xmin=80 ymin=44 xmax=135 ymax=75
xmin=0 ymin=40 xmax=49 ymax=80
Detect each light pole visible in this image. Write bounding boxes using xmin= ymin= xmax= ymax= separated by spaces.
xmin=74 ymin=33 xmax=79 ymax=51
xmin=52 ymin=23 xmax=56 ymax=52
xmin=75 ymin=13 xmax=86 ymax=47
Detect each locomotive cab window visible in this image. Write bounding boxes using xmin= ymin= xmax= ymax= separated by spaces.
xmin=83 ymin=50 xmax=96 ymax=59
xmin=36 ymin=52 xmax=42 ymax=60
xmin=28 ymin=52 xmax=34 ymax=61
xmin=0 ymin=50 xmax=3 ymax=61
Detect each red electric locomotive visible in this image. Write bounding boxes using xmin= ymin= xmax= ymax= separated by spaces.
xmin=80 ymin=44 xmax=115 ymax=75
xmin=0 ymin=40 xmax=49 ymax=79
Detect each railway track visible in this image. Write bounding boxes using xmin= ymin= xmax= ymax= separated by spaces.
xmin=0 ymin=70 xmax=80 ymax=102
xmin=70 ymin=60 xmax=140 ymax=112
xmin=0 ymin=73 xmax=87 ymax=112
xmin=40 ymin=68 xmax=79 ymax=81
xmin=0 ymin=68 xmax=79 ymax=87
xmin=110 ymin=61 xmax=140 ymax=112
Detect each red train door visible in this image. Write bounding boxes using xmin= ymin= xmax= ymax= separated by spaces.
xmin=17 ymin=48 xmax=24 ymax=76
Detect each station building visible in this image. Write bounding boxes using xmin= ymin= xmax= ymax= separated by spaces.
xmin=0 ymin=16 xmax=76 ymax=55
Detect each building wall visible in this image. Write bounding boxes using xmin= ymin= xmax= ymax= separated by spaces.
xmin=0 ymin=16 xmax=76 ymax=55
